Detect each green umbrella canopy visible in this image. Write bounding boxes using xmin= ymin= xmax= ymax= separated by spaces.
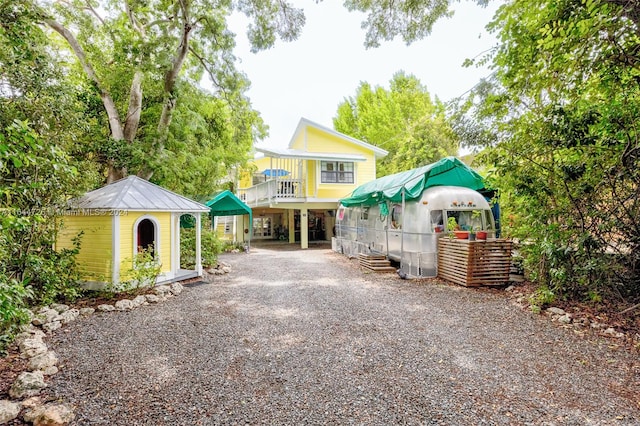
xmin=180 ymin=190 xmax=252 ymax=230
xmin=205 ymin=190 xmax=252 ymax=217
xmin=340 ymin=157 xmax=485 ymax=207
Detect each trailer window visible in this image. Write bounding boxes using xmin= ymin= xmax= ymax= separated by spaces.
xmin=390 ymin=205 xmax=402 ymax=229
xmin=449 ymin=210 xmax=484 ymax=231
xmin=361 ymin=207 xmax=369 ymax=220
xmin=483 ymin=210 xmax=495 ymax=230
xmin=430 ymin=210 xmax=444 ymax=232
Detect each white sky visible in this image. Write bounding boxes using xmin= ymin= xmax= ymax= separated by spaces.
xmin=228 ymin=1 xmax=500 ymax=150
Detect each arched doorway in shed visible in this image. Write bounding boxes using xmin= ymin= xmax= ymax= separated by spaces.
xmin=136 ymin=217 xmax=157 ymax=256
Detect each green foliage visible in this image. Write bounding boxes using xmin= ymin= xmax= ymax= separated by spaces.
xmin=153 ymin=86 xmax=263 ymax=199
xmin=471 ymin=0 xmax=640 ymax=303
xmin=1 ymin=121 xmax=83 ymax=347
xmin=42 ymin=0 xmax=284 ymax=183
xmin=344 ymin=0 xmax=477 ymax=48
xmin=180 ymin=222 xmax=224 ymax=269
xmin=0 ymin=274 xmax=34 ymax=355
xmin=334 ymin=72 xmax=459 ymax=177
xmin=113 ymin=247 xmax=162 ymax=294
xmin=529 ymin=286 xmax=556 ymax=314
xmin=447 ymin=217 xmax=458 ymax=232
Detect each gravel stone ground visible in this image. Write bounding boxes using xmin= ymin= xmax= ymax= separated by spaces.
xmin=44 ymin=245 xmax=640 ymax=425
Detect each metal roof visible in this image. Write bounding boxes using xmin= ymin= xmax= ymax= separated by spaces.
xmin=70 ymin=176 xmax=210 ymax=212
xmin=255 ymin=147 xmax=367 ymax=162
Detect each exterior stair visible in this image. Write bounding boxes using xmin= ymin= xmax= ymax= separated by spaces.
xmin=358 ymin=254 xmax=396 ymax=272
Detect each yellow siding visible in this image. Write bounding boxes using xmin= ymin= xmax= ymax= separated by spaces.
xmin=305 ymin=160 xmax=315 ymax=196
xmin=56 ymin=214 xmax=112 ymax=282
xmin=244 ymin=123 xmax=379 ymax=200
xmin=118 ymin=212 xmax=172 ymax=275
xmin=301 ymin=126 xmax=377 ymax=199
xmin=239 ymin=170 xmax=252 ymax=188
xmin=240 ymin=157 xmax=272 ymax=187
xmin=290 ymin=131 xmax=306 ymax=150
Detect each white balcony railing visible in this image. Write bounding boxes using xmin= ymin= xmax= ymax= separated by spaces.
xmin=238 ymin=179 xmax=304 ymax=207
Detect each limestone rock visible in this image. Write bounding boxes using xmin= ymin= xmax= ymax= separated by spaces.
xmin=42 ymin=366 xmax=59 ymax=376
xmin=603 ymin=327 xmax=624 ymax=338
xmin=132 ymin=295 xmax=147 ymax=307
xmin=221 ymin=266 xmax=231 ymax=274
xmin=21 ymin=396 xmax=42 ymax=409
xmin=115 ymin=299 xmax=134 ymax=311
xmin=9 ymin=371 xmax=47 ymax=399
xmin=32 ymin=308 xmax=59 ymax=326
xmin=145 ymin=294 xmax=160 ymax=303
xmin=0 ymin=399 xmax=21 ymax=424
xmin=547 ymin=307 xmax=566 ymax=316
xmin=19 ymin=338 xmax=48 ymax=359
xmin=34 ymin=405 xmax=75 ymax=426
xmin=42 ymin=321 xmax=62 ymax=333
xmin=79 ymin=307 xmax=95 ymax=316
xmin=50 ymin=304 xmax=70 ymax=314
xmin=169 ymin=283 xmax=183 ymax=295
xmin=97 ymin=304 xmax=115 ymax=312
xmin=26 ymin=403 xmax=75 ymax=426
xmin=16 ymin=328 xmax=46 ymax=345
xmin=558 ymin=313 xmax=572 ymax=324
xmin=58 ymin=309 xmax=80 ymax=324
xmin=28 ymin=351 xmax=58 ymax=372
xmin=154 ymin=285 xmax=171 ymax=296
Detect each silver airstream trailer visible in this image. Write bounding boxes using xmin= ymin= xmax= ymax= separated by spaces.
xmin=334 ymin=157 xmax=497 ymax=278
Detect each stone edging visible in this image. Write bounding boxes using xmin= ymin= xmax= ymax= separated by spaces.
xmin=0 ymin=263 xmax=230 ymax=426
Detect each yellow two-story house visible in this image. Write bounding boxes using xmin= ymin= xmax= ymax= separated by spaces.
xmin=237 ymin=118 xmax=387 ymax=249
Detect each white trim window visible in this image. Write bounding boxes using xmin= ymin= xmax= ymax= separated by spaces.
xmin=321 ymin=161 xmax=354 ymax=184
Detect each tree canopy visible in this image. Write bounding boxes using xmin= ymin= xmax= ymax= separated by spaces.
xmin=36 ymin=0 xmax=306 ymax=184
xmin=468 ymin=0 xmax=640 ymax=304
xmin=334 ymin=72 xmax=458 ymax=177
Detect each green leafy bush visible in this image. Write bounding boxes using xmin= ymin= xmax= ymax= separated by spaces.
xmin=1 ymin=121 xmax=83 ymax=348
xmin=180 ymin=225 xmax=224 ymax=269
xmin=0 ymin=274 xmax=34 ymax=355
xmin=112 ymin=246 xmax=162 ymax=294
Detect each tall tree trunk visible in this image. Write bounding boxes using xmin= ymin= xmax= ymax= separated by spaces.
xmin=47 ymin=19 xmax=128 ymax=183
xmin=139 ymin=18 xmax=193 ymax=180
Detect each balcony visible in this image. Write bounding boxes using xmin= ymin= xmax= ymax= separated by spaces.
xmin=238 ymin=178 xmax=305 ymax=207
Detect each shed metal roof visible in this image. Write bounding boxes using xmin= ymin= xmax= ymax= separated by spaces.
xmin=70 ymin=176 xmax=210 ymax=212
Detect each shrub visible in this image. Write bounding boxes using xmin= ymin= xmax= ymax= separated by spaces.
xmin=180 ymin=225 xmax=224 ymax=269
xmin=111 ymin=246 xmax=162 ymax=294
xmin=0 ymin=274 xmax=34 ymax=355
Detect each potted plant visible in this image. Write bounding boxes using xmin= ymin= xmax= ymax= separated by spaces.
xmin=468 ymin=226 xmax=476 ymax=241
xmin=448 ymin=217 xmax=469 ymax=239
xmin=447 ymin=217 xmax=457 ymax=239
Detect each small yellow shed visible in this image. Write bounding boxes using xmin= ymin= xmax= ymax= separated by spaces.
xmin=56 ymin=176 xmax=210 ymax=289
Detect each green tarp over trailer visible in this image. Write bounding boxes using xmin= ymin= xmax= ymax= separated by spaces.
xmin=339 ymin=157 xmax=485 ymax=207
xmin=205 ymin=190 xmax=253 ymax=238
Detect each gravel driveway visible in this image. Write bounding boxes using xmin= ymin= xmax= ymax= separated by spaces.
xmin=46 ymin=245 xmax=640 ymax=425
